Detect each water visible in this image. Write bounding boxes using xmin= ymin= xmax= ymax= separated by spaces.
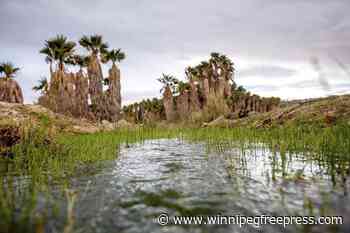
xmin=6 ymin=139 xmax=350 ymax=232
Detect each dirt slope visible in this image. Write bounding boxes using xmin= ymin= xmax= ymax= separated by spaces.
xmin=235 ymin=94 xmax=350 ymax=128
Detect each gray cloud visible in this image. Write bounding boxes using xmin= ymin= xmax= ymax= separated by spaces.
xmin=1 ymin=0 xmax=350 ymax=103
xmin=245 ymin=85 xmax=280 ymax=93
xmin=288 ymin=80 xmax=319 ymax=89
xmin=238 ymin=66 xmax=297 ymax=78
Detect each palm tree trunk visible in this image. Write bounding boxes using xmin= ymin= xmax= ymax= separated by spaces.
xmin=59 ymin=62 xmax=64 ymax=71
xmin=105 ymin=63 xmax=121 ymax=122
xmin=49 ymin=62 xmax=53 ymax=76
xmin=87 ymin=54 xmax=105 ymax=120
xmin=0 ymin=79 xmax=24 ymax=104
xmin=163 ymin=86 xmax=175 ymax=121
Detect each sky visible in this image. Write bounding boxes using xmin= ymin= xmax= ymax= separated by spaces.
xmin=1 ymin=0 xmax=350 ymax=104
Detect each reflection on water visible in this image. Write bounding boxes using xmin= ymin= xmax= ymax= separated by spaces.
xmin=3 ymin=139 xmax=350 ymax=232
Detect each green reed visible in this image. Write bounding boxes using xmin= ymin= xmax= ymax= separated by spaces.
xmin=0 ymin=126 xmax=177 ymax=233
xmin=0 ymin=123 xmax=349 ymax=232
xmin=181 ymin=123 xmax=350 ymax=185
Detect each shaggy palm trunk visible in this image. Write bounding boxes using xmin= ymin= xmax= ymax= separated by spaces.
xmin=223 ymin=79 xmax=232 ymax=98
xmin=136 ymin=105 xmax=145 ymax=123
xmin=202 ymin=78 xmax=210 ymax=106
xmin=74 ymin=70 xmax=89 ymax=118
xmin=0 ymin=79 xmax=24 ymax=104
xmin=115 ymin=65 xmax=122 ymax=108
xmin=163 ymin=86 xmax=175 ymax=121
xmin=177 ymin=91 xmax=190 ymax=120
xmin=43 ymin=70 xmax=73 ymax=115
xmin=49 ymin=62 xmax=53 ymax=76
xmin=209 ymin=77 xmax=216 ymax=95
xmin=87 ymin=54 xmax=104 ymax=118
xmin=189 ymin=80 xmax=201 ymax=112
xmin=216 ymin=77 xmax=226 ymax=98
xmin=64 ymin=73 xmax=76 ymax=114
xmin=105 ymin=64 xmax=121 ymax=122
xmin=247 ymin=96 xmax=253 ymax=113
xmin=251 ymin=96 xmax=257 ymax=112
xmin=40 ymin=71 xmax=59 ymax=112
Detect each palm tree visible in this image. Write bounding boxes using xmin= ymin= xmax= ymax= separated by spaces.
xmin=185 ymin=66 xmax=199 ymax=81
xmin=33 ymin=77 xmax=49 ymax=94
xmin=176 ymin=81 xmax=191 ymax=94
xmin=210 ymin=52 xmax=220 ymax=66
xmin=101 ymin=49 xmax=126 ymax=65
xmin=39 ymin=45 xmax=55 ymax=74
xmin=0 ymin=62 xmax=20 ymax=80
xmin=79 ymin=34 xmax=108 ymax=56
xmin=157 ymin=73 xmax=179 ymax=94
xmin=79 ymin=35 xmax=109 ymax=115
xmin=40 ymin=35 xmax=76 ymax=71
xmin=0 ymin=62 xmax=23 ymax=104
xmin=219 ymin=54 xmax=235 ymax=81
xmin=210 ymin=52 xmax=220 ymax=59
xmin=209 ymin=52 xmax=221 ymax=79
xmin=67 ymin=55 xmax=89 ymax=71
xmin=196 ymin=61 xmax=211 ymax=79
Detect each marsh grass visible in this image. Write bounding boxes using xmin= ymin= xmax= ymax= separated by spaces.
xmin=0 ymin=125 xmax=178 ymax=233
xmin=0 ymin=123 xmax=349 ymax=232
xmin=182 ymin=123 xmax=350 ymax=185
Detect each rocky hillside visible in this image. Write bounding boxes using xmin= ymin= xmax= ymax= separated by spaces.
xmin=0 ymin=101 xmax=134 ymax=156
xmin=204 ymin=94 xmax=350 ymax=128
xmin=0 ymin=101 xmax=132 ymax=134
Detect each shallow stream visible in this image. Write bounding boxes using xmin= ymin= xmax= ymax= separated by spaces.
xmin=37 ymin=138 xmax=350 ymax=233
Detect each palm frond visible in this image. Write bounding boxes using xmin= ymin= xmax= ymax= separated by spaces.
xmin=40 ymin=34 xmax=76 ymax=70
xmin=0 ymin=62 xmax=20 ymax=79
xmin=33 ymin=77 xmax=48 ymax=92
xmin=80 ymin=34 xmax=109 ymax=55
xmin=116 ymin=49 xmax=126 ymax=62
xmin=101 ymin=48 xmax=126 ymax=64
xmin=90 ymin=34 xmax=102 ymax=47
xmin=79 ymin=35 xmax=92 ymax=50
xmin=100 ymin=42 xmax=109 ymax=54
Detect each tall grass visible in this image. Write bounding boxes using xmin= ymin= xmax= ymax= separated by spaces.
xmin=0 ymin=123 xmax=349 ymax=232
xmin=0 ymin=125 xmax=177 ymax=233
xmin=181 ymin=123 xmax=350 ymax=185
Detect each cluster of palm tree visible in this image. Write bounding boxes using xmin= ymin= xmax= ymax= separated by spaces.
xmin=35 ymin=34 xmax=126 ymax=121
xmin=185 ymin=52 xmax=235 ymax=83
xmin=38 ymin=34 xmax=125 ymax=78
xmin=123 ymin=98 xmax=164 ymax=114
xmin=0 ymin=62 xmax=20 ymax=80
xmin=157 ymin=52 xmax=280 ymax=122
xmin=157 ymin=74 xmax=179 ymax=94
xmin=157 ymin=73 xmax=192 ymax=96
xmin=158 ymin=52 xmax=235 ymax=95
xmin=123 ymin=98 xmax=164 ymax=123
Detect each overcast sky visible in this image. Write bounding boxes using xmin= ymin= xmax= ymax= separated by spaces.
xmin=1 ymin=0 xmax=350 ymax=104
